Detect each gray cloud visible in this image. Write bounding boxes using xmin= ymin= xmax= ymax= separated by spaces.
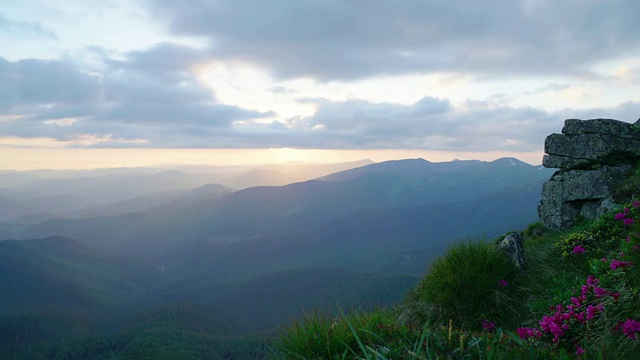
xmin=150 ymin=0 xmax=640 ymax=81
xmin=0 ymin=57 xmax=100 ymax=111
xmin=37 ymin=96 xmax=637 ymax=153
xmin=0 ymin=42 xmax=271 ymax=144
xmin=0 ymin=13 xmax=57 ymax=39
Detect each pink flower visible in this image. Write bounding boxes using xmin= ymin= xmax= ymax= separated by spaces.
xmin=633 ymin=201 xmax=640 ymax=208
xmin=593 ymin=286 xmax=608 ymax=298
xmin=615 ymin=212 xmax=627 ymax=220
xmin=610 ymin=259 xmax=633 ymax=271
xmin=483 ymin=319 xmax=496 ymax=332
xmin=576 ymin=346 xmax=586 ymax=356
xmin=586 ymin=276 xmax=599 ymax=286
xmin=571 ymin=297 xmax=582 ymax=307
xmin=498 ymin=279 xmax=508 ymax=287
xmin=624 ymin=218 xmax=635 ymax=226
xmin=618 ymin=319 xmax=640 ymax=340
xmin=573 ymin=246 xmax=585 ymax=254
xmin=586 ymin=305 xmax=603 ymax=320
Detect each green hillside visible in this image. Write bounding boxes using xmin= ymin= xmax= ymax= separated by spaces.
xmin=277 ymin=200 xmax=640 ymax=359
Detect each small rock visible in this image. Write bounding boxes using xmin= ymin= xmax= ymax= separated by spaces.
xmin=498 ymin=232 xmax=525 ymax=270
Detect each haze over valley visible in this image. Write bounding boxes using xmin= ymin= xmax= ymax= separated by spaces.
xmin=0 ymin=157 xmax=554 ymax=358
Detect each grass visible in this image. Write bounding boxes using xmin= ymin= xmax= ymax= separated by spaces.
xmin=276 ymin=201 xmax=640 ymax=359
xmin=401 ymin=241 xmax=523 ymax=330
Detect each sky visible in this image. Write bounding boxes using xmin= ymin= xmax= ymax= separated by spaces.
xmin=1 ymin=0 xmax=640 ymax=170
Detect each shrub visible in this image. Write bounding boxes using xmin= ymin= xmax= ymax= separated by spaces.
xmin=555 ymin=204 xmax=639 ymax=261
xmin=407 ymin=241 xmax=521 ymax=330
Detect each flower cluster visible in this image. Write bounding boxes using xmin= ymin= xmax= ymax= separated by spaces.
xmin=614 ymin=318 xmax=640 ymax=340
xmin=517 ymin=326 xmax=541 ymax=340
xmin=610 ymin=258 xmax=633 ymax=271
xmin=497 ymin=279 xmax=508 ymax=287
xmin=518 ymin=276 xmax=616 ymax=345
xmin=572 ymin=246 xmax=585 ymax=255
xmin=615 ymin=205 xmax=639 ymax=226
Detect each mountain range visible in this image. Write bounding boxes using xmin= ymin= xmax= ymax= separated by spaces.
xmin=0 ymin=157 xmax=553 ymax=359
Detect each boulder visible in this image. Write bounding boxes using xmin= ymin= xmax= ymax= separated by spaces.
xmin=498 ymin=232 xmax=525 ymax=270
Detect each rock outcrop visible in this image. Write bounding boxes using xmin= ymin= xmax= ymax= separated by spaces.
xmin=538 ymin=118 xmax=640 ymax=229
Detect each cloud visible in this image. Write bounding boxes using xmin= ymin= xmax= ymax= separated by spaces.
xmin=3 ymin=2 xmax=639 ymax=153
xmin=0 ymin=57 xmax=100 ymax=110
xmin=0 ymin=43 xmax=271 ymax=145
xmin=149 ymin=0 xmax=640 ymax=81
xmin=0 ymin=13 xmax=56 ymax=39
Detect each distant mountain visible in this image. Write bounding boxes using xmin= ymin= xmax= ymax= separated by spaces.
xmin=2 ymin=170 xmax=220 ymax=204
xmin=12 ymin=157 xmax=553 ymax=264
xmin=0 ymin=236 xmax=161 ymax=311
xmin=216 ymin=159 xmax=374 ymax=189
xmin=160 ymin=181 xmax=543 ymax=286
xmin=0 ymin=194 xmax=98 ymax=222
xmin=0 ymin=161 xmax=372 ymax=221
xmin=65 ymin=183 xmax=233 ymax=218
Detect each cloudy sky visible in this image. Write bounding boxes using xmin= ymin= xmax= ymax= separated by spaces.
xmin=1 ymin=0 xmax=639 ymax=169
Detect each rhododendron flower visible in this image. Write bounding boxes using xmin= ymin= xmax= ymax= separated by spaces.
xmin=615 ymin=213 xmax=627 ymax=220
xmin=586 ymin=305 xmax=603 ymax=320
xmin=618 ymin=318 xmax=640 ymax=340
xmin=624 ymin=218 xmax=635 ymax=226
xmin=633 ymin=201 xmax=640 ymax=208
xmin=573 ymin=246 xmax=585 ymax=254
xmin=575 ymin=346 xmax=586 ymax=356
xmin=610 ymin=259 xmax=633 ymax=271
xmin=581 ymin=285 xmax=589 ymax=296
xmin=573 ymin=312 xmax=585 ymax=323
xmin=497 ymin=279 xmax=508 ymax=287
xmin=571 ymin=297 xmax=582 ymax=307
xmin=482 ymin=320 xmax=496 ymax=332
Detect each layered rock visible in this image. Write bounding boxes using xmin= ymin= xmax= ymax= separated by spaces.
xmin=538 ymin=118 xmax=640 ymax=229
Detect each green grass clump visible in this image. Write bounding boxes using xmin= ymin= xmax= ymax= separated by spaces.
xmin=276 ymin=309 xmax=398 ymax=359
xmin=403 ymin=241 xmax=522 ymax=330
